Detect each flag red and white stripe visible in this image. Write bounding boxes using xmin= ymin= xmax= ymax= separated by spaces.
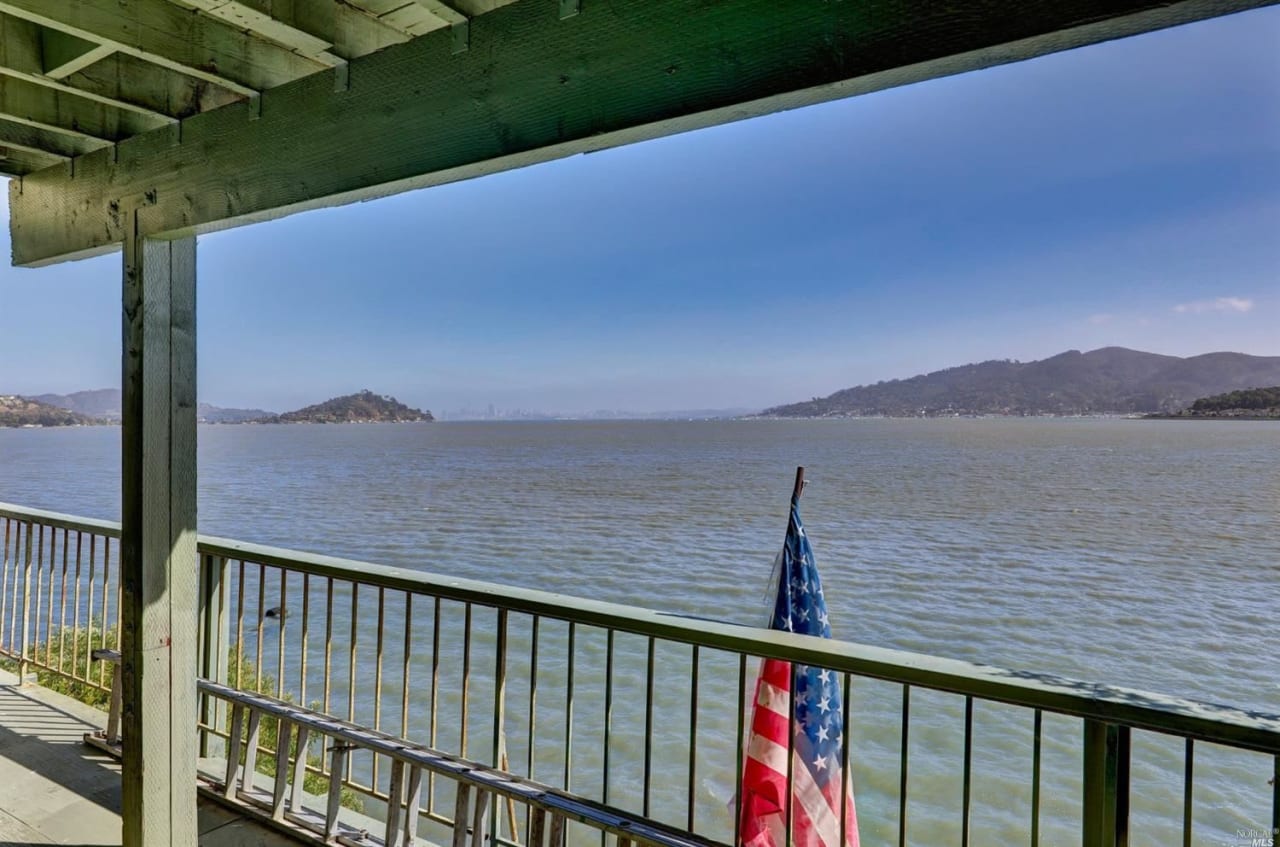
xmin=738 ymin=489 xmax=858 ymax=847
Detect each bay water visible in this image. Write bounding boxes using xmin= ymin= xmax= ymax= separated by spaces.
xmin=1 ymin=418 xmax=1276 ymax=845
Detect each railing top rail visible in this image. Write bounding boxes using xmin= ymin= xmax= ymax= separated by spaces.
xmin=4 ymin=502 xmax=1278 ymax=755
xmin=0 ymin=502 xmax=122 ymax=536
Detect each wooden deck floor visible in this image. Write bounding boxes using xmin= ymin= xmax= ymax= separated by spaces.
xmin=0 ymin=668 xmax=302 ymax=846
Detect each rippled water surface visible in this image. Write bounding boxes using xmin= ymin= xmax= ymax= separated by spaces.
xmin=1 ymin=418 xmax=1277 ymax=844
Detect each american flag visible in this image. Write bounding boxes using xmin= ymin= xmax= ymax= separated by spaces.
xmin=739 ymin=492 xmax=859 ymax=847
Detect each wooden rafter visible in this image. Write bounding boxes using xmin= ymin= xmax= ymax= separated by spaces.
xmin=171 ymin=0 xmax=410 ymax=61
xmin=12 ymin=0 xmax=1274 ymax=266
xmin=0 ymin=75 xmax=157 ymax=142
xmin=0 ymin=0 xmax=330 ymax=95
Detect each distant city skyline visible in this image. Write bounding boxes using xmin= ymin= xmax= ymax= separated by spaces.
xmin=1 ymin=8 xmax=1277 ymax=414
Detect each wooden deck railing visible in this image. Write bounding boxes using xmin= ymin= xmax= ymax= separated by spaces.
xmin=2 ymin=502 xmax=1278 ymax=847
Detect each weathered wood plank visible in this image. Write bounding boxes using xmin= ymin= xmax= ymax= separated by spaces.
xmin=120 ymin=221 xmax=198 ymax=847
xmin=278 ymin=0 xmax=414 ymax=58
xmin=0 ymin=145 xmax=65 ymax=176
xmin=0 ymin=0 xmax=328 ymax=94
xmin=11 ymin=0 xmax=1272 ymax=267
xmin=62 ymin=52 xmax=243 ymax=120
xmin=0 ymin=74 xmax=160 ymax=141
xmin=39 ymin=29 xmax=114 ymax=79
xmin=0 ymin=115 xmax=104 ymax=158
xmin=0 ymin=12 xmax=175 ymax=125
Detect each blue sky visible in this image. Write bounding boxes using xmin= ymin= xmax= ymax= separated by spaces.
xmin=1 ymin=8 xmax=1277 ymax=414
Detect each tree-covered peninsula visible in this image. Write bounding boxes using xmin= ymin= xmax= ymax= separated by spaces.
xmin=260 ymin=390 xmax=434 ymax=423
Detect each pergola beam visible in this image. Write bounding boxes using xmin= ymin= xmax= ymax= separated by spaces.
xmin=10 ymin=0 xmax=1275 ymax=266
xmin=0 ymin=0 xmax=329 ymax=95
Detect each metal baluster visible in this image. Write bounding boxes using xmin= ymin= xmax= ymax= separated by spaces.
xmin=564 ymin=622 xmax=576 ymax=792
xmin=840 ymin=672 xmax=852 ymax=847
xmin=429 ymin=596 xmax=441 ymax=812
xmin=493 ymin=609 xmax=516 ymax=844
xmin=687 ymin=644 xmax=699 ymax=832
xmin=962 ymin=696 xmax=973 ymax=847
xmin=1032 ymin=710 xmax=1042 ymax=847
xmin=1182 ymin=738 xmax=1193 ymax=847
xmin=255 ymin=563 xmax=266 ymax=689
xmin=41 ymin=524 xmax=54 ymax=670
xmin=70 ymin=532 xmax=83 ymax=679
xmin=643 ymin=637 xmax=655 ymax=818
xmin=374 ymin=586 xmax=385 ymax=789
xmin=19 ymin=521 xmax=33 ymax=681
xmin=1271 ymin=754 xmax=1278 ymax=839
xmin=348 ymin=582 xmax=359 ymax=785
xmin=300 ymin=573 xmax=310 ymax=711
xmin=0 ymin=520 xmax=10 ymax=652
xmin=111 ymin=535 xmax=121 ymax=666
xmin=56 ymin=528 xmax=69 ymax=673
xmin=98 ymin=531 xmax=110 ymax=685
xmin=526 ymin=615 xmax=540 ymax=845
xmin=276 ymin=567 xmax=288 ymax=700
xmin=784 ymin=662 xmax=794 ymax=847
xmin=402 ymin=592 xmax=413 ymax=741
xmin=235 ymin=560 xmax=246 ymax=689
xmin=604 ymin=628 xmax=614 ymax=817
xmin=83 ymin=533 xmax=96 ymax=682
xmin=323 ymin=577 xmax=334 ymax=714
xmin=32 ymin=525 xmax=43 ymax=671
xmin=899 ymin=685 xmax=910 ymax=847
xmin=462 ymin=603 xmax=473 ymax=758
xmin=733 ymin=653 xmax=747 ymax=847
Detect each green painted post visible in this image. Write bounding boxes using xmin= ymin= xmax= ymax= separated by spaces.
xmin=1083 ymin=720 xmax=1131 ymax=847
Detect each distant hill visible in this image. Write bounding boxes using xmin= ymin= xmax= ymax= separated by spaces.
xmin=31 ymin=389 xmax=121 ymax=420
xmin=0 ymin=395 xmax=101 ymax=427
xmin=1151 ymin=386 xmax=1280 ymax=419
xmin=761 ymin=348 xmax=1280 ymax=417
xmin=28 ymin=389 xmax=272 ymax=423
xmin=197 ymin=402 xmax=275 ymax=424
xmin=264 ymin=390 xmax=434 ymax=424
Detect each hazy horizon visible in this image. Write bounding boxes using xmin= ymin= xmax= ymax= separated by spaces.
xmin=2 ymin=8 xmax=1277 ymax=414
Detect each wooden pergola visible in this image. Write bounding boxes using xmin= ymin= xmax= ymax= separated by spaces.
xmin=0 ymin=1 xmax=1270 ymax=843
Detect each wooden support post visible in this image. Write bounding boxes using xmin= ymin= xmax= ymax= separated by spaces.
xmin=403 ymin=766 xmax=423 ymax=847
xmin=272 ymin=719 xmax=293 ymax=820
xmin=120 ymin=221 xmax=198 ymax=847
xmin=289 ymin=723 xmax=311 ymax=814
